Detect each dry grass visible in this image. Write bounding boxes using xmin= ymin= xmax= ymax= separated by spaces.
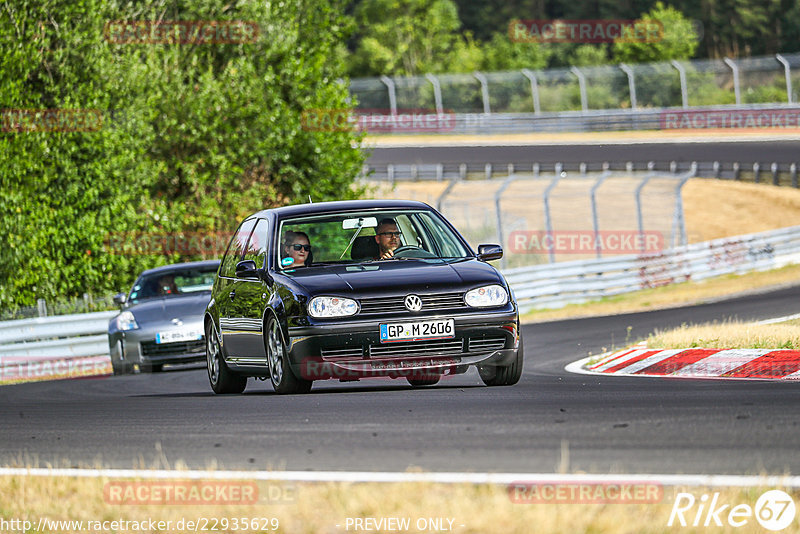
xmin=523 ymin=262 xmax=800 ymax=323
xmin=683 ymin=180 xmax=800 ymax=242
xmin=647 ymin=319 xmax=800 ymax=350
xmin=2 ymin=472 xmax=798 ymax=533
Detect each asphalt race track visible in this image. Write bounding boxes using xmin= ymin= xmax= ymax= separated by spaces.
xmin=366 ymin=140 xmax=800 ymax=167
xmin=1 ymin=285 xmax=798 ymax=475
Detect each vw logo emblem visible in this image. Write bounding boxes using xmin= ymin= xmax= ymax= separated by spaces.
xmin=404 ymin=294 xmax=423 ymax=312
xmin=171 ymin=318 xmax=183 ymax=326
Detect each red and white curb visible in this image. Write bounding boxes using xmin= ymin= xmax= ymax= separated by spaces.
xmin=568 ymin=347 xmax=800 ymax=380
xmin=568 ymin=313 xmax=800 ymax=381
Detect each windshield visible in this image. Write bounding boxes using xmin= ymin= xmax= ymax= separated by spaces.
xmin=128 ymin=265 xmax=218 ymax=302
xmin=277 ymin=209 xmax=471 ymax=269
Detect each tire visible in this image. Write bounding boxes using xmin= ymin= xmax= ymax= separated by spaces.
xmin=479 ymin=336 xmax=524 ymax=387
xmin=206 ymin=322 xmax=247 ymax=394
xmin=139 ymin=363 xmax=163 ymax=373
xmin=406 ymin=373 xmax=440 ymax=387
xmin=266 ymin=316 xmax=312 ymax=394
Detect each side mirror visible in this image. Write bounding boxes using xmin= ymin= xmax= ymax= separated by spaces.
xmin=235 ymin=259 xmax=259 ymax=279
xmin=113 ymin=292 xmax=127 ymax=306
xmin=257 ymin=267 xmax=273 ymax=286
xmin=477 ymin=244 xmax=503 ymax=262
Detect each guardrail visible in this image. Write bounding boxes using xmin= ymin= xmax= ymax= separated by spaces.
xmin=0 ymin=311 xmax=114 ymax=380
xmin=362 ymin=160 xmax=800 ymax=186
xmin=504 ymin=225 xmax=800 ymax=313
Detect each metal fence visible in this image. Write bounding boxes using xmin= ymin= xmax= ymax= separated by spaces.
xmin=365 ymin=164 xmax=698 ymax=269
xmin=506 ymin=224 xmax=800 ymax=313
xmin=350 ymin=53 xmax=800 ymax=115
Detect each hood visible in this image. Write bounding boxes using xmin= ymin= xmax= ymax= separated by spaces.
xmin=285 ymin=259 xmax=503 ymax=298
xmin=125 ymin=292 xmax=211 ymax=325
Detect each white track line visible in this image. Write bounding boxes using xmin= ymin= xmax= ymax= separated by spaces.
xmin=1 ymin=468 xmax=800 ymax=488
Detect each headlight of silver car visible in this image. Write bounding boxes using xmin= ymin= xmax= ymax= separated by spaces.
xmin=308 ymin=296 xmax=359 ymax=318
xmin=465 ymin=285 xmax=508 ymax=308
xmin=115 ymin=310 xmax=139 ymax=331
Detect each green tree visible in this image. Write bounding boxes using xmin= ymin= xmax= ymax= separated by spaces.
xmin=348 ymin=0 xmax=465 ymax=76
xmin=0 ymin=0 xmax=365 ymax=310
xmin=612 ymin=2 xmax=699 ymax=63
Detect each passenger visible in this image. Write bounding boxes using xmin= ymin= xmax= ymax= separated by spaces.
xmin=374 ymin=218 xmax=402 ymax=259
xmin=283 ymin=231 xmax=312 ymax=268
xmin=157 ymin=274 xmax=179 ymax=295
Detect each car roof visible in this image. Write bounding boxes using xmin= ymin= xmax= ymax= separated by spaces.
xmin=139 ymin=259 xmax=221 ymax=277
xmin=249 ymin=199 xmax=434 ymax=220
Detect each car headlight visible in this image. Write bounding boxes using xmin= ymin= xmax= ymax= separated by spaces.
xmin=308 ymin=296 xmax=359 ymax=318
xmin=465 ymin=285 xmax=508 ymax=308
xmin=115 ymin=310 xmax=139 ymax=331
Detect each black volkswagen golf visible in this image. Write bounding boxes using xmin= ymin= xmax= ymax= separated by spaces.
xmin=205 ymin=199 xmax=522 ymax=394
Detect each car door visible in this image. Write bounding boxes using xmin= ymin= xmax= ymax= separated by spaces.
xmin=218 ymin=218 xmax=256 ymax=359
xmin=225 ymin=218 xmax=271 ymax=364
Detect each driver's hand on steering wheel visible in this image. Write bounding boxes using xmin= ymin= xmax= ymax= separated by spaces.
xmin=380 ymin=248 xmax=394 ymax=259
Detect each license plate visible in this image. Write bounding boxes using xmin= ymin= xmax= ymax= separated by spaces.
xmin=379 ymin=319 xmax=455 ymax=343
xmin=155 ymin=330 xmax=203 ymax=344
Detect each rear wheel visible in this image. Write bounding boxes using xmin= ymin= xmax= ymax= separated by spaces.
xmin=206 ymin=322 xmax=247 ymax=394
xmin=479 ymin=337 xmax=524 ymax=386
xmin=266 ymin=316 xmax=312 ymax=394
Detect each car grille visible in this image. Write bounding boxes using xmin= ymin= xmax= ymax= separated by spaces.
xmin=320 ymin=346 xmax=364 ymax=361
xmin=369 ymin=339 xmax=464 ymax=359
xmin=140 ymin=339 xmax=205 ymax=357
xmin=358 ymin=292 xmax=465 ymax=315
xmin=468 ymin=336 xmax=507 ymax=352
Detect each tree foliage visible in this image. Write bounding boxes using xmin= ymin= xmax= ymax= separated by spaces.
xmin=0 ymin=0 xmax=365 ymax=309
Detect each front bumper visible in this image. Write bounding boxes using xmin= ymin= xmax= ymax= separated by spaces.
xmin=111 ymin=320 xmax=206 ymax=367
xmin=286 ymin=309 xmax=519 ymax=380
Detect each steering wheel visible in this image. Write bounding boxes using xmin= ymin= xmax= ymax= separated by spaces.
xmin=391 ymin=245 xmax=437 ymax=259
xmin=391 ymin=245 xmax=419 ymax=256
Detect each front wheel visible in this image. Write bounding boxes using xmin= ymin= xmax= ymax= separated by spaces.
xmin=479 ymin=337 xmax=524 ymax=386
xmin=206 ymin=322 xmax=247 ymax=394
xmin=266 ymin=316 xmax=312 ymax=394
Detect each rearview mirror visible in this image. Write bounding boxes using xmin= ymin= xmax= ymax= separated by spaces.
xmin=342 ymin=216 xmax=377 ymax=230
xmin=235 ymin=259 xmax=259 ymax=278
xmin=477 ymin=244 xmax=503 ymax=262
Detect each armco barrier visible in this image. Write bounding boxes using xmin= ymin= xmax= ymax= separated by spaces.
xmin=0 ymin=311 xmax=114 ymax=377
xmin=505 ymin=225 xmax=800 ymax=312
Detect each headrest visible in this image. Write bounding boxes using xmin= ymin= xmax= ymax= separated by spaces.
xmin=351 ymin=235 xmax=378 ymax=260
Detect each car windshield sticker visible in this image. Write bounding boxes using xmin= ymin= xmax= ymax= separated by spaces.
xmin=281 ymin=257 xmax=294 ymax=266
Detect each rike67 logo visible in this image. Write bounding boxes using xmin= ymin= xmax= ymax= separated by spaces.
xmin=668 ymin=490 xmax=796 ymax=531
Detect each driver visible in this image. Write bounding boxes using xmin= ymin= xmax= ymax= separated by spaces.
xmin=374 ymin=218 xmax=401 ymax=259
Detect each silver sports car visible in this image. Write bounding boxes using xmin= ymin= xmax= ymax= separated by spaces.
xmin=108 ymin=260 xmax=220 ymax=374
